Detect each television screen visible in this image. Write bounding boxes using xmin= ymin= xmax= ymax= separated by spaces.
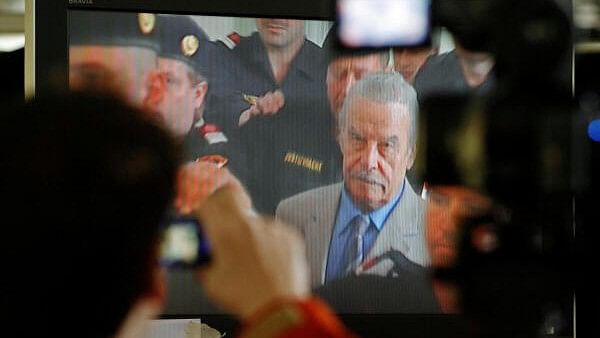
xmin=31 ymin=0 xmax=575 ymax=336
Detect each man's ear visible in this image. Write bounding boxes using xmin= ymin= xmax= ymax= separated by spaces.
xmin=143 ymin=70 xmax=166 ymax=112
xmin=144 ymin=264 xmax=167 ymax=306
xmin=337 ymin=130 xmax=345 ymax=154
xmin=406 ymin=145 xmax=416 ymax=170
xmin=140 ymin=245 xmax=167 ymax=306
xmin=194 ymin=81 xmax=208 ymax=109
xmin=194 ymin=81 xmax=208 ymax=120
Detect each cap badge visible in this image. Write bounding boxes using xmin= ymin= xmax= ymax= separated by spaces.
xmin=138 ymin=13 xmax=156 ymax=35
xmin=181 ymin=34 xmax=200 ymax=57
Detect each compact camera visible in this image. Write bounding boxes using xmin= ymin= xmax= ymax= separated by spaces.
xmin=159 ymin=213 xmax=211 ymax=268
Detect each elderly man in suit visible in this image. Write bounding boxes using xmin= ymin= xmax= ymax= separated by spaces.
xmin=276 ymin=72 xmax=429 ymax=287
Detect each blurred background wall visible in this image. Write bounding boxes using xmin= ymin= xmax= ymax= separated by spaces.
xmin=0 ymin=0 xmax=24 ymax=102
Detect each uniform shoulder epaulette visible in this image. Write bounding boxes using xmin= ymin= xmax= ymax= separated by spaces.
xmin=197 ymin=122 xmax=228 ymax=145
xmin=218 ymin=31 xmax=241 ymax=50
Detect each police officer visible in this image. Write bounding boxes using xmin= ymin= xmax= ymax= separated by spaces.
xmin=322 ymin=25 xmax=391 ymax=132
xmin=413 ymin=36 xmax=496 ymax=102
xmin=155 ymin=15 xmax=230 ymax=161
xmin=155 ymin=15 xmax=208 ymax=138
xmin=206 ymin=19 xmax=341 ymax=214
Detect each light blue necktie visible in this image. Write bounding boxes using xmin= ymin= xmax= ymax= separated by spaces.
xmin=343 ymin=214 xmax=371 ymax=275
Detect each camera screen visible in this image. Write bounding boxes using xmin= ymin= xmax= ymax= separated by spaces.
xmin=159 ymin=218 xmax=210 ymax=268
xmin=338 ymin=0 xmax=431 ymax=47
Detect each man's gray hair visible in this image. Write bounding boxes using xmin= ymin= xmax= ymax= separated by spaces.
xmin=339 ymin=72 xmax=419 ymax=152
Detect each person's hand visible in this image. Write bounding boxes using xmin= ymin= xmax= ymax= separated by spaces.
xmin=174 ymin=160 xmax=251 ymax=214
xmin=194 ymin=187 xmax=310 ymax=319
xmin=238 ymin=90 xmax=285 ymax=126
xmin=252 ymin=89 xmax=285 ymax=116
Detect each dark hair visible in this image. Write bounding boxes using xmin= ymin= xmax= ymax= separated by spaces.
xmin=0 ymin=92 xmax=180 ymax=338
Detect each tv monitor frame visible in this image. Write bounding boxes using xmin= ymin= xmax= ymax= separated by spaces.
xmin=25 ymin=1 xmax=574 ymax=337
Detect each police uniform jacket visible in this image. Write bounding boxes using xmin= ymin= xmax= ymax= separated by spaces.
xmin=206 ymin=32 xmax=342 ymax=214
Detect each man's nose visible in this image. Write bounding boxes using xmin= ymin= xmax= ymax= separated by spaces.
xmin=362 ymin=143 xmax=379 ymax=171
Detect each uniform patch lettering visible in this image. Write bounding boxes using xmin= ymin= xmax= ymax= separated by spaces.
xmin=283 ymin=151 xmax=323 ymax=173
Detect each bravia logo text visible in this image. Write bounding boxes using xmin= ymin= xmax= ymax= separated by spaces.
xmin=69 ymin=0 xmax=93 ymax=5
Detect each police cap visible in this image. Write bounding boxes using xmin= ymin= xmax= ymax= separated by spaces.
xmin=157 ymin=15 xmax=217 ymax=77
xmin=69 ymin=11 xmax=159 ymax=52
